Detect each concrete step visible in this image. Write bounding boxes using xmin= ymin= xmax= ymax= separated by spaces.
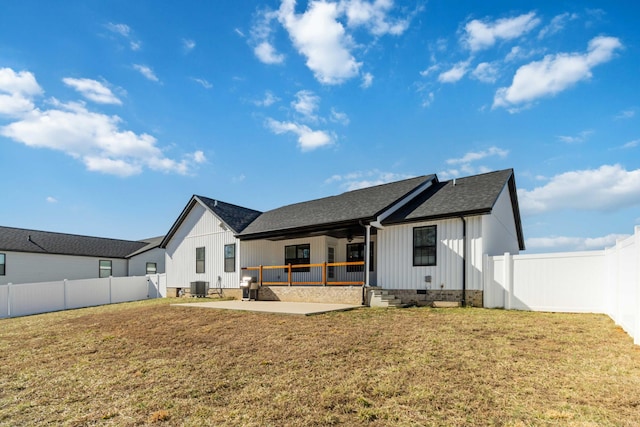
xmin=368 ymin=289 xmax=403 ymax=308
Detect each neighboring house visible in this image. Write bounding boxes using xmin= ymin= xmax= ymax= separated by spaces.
xmin=160 ymin=169 xmax=524 ymax=306
xmin=0 ymin=226 xmax=165 ymax=286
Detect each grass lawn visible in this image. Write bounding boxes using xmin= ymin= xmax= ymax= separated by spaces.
xmin=1 ymin=298 xmax=640 ymax=426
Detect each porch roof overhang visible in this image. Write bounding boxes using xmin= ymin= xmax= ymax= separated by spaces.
xmin=236 ymin=218 xmax=378 ymax=241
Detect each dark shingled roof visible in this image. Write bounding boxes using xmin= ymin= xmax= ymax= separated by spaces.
xmin=160 ymin=195 xmax=263 ymax=248
xmin=0 ymin=226 xmax=151 ymax=258
xmin=383 ymin=169 xmax=525 ymax=249
xmin=238 ymin=175 xmax=435 ymax=239
xmin=195 ymin=196 xmax=262 ymax=233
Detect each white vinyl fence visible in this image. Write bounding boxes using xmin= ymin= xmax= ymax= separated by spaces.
xmin=0 ymin=274 xmax=167 ymax=319
xmin=485 ymin=226 xmax=640 ymax=345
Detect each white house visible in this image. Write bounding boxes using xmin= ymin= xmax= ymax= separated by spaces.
xmin=160 ymin=169 xmax=524 ymax=306
xmin=0 ymin=227 xmax=165 ymax=286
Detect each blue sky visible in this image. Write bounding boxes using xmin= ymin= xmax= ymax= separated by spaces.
xmin=1 ymin=0 xmax=638 ymax=253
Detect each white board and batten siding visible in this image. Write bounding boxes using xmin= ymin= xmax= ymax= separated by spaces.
xmin=164 ymin=203 xmax=240 ymax=289
xmin=0 ymin=251 xmax=128 ymax=286
xmin=377 ymin=217 xmax=480 ymax=291
xmin=482 ymin=182 xmax=521 ymax=257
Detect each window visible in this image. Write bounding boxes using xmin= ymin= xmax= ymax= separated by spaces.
xmin=196 ymin=247 xmax=205 ymax=273
xmin=99 ymin=260 xmax=112 ymax=278
xmin=0 ymin=253 xmax=5 ymax=276
xmin=285 ymin=244 xmax=310 ymax=272
xmin=346 ymin=243 xmax=374 ymax=272
xmin=413 ymin=225 xmax=437 ymax=266
xmin=146 ymin=262 xmax=157 ymax=275
xmin=224 ymin=244 xmax=236 ymax=272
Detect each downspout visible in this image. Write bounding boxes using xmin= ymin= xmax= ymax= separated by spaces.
xmin=359 ymin=221 xmax=372 ymax=305
xmin=460 ymin=216 xmax=467 ymax=307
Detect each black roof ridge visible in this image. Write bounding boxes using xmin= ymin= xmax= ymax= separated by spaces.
xmin=194 ymin=194 xmax=263 ymax=214
xmin=441 ymin=168 xmax=513 ymax=182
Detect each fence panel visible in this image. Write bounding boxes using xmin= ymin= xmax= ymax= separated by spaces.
xmin=111 ymin=276 xmax=150 ymax=303
xmin=66 ymin=278 xmax=110 ymax=309
xmin=0 ymin=285 xmax=7 ymax=318
xmin=612 ymin=235 xmax=638 ymax=338
xmin=9 ymin=281 xmax=66 ymax=317
xmin=485 ymin=226 xmax=640 ymax=345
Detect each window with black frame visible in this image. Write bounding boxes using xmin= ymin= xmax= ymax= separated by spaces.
xmin=0 ymin=253 xmax=5 ymax=276
xmin=196 ymin=247 xmax=205 ymax=273
xmin=413 ymin=225 xmax=437 ymax=266
xmin=285 ymin=244 xmax=310 ymax=272
xmin=224 ymin=243 xmax=235 ymax=272
xmin=346 ymin=242 xmax=374 ymax=272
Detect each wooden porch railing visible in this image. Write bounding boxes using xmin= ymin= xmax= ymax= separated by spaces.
xmin=241 ymin=261 xmax=365 ymax=286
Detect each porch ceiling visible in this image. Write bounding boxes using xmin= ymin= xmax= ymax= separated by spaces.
xmin=239 ymin=222 xmax=377 ymax=241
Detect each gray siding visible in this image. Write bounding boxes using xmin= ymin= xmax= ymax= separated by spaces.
xmin=0 ymin=251 xmax=128 ymax=286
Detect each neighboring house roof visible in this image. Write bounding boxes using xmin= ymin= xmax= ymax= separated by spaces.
xmin=0 ymin=226 xmax=155 ymax=258
xmin=238 ymin=175 xmax=436 ymax=240
xmin=126 ymin=236 xmax=165 ymax=258
xmin=160 ymin=195 xmax=262 ymax=248
xmin=384 ymin=169 xmax=525 ymax=250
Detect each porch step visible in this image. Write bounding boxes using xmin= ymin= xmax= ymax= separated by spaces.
xmin=368 ymin=288 xmax=403 ymax=308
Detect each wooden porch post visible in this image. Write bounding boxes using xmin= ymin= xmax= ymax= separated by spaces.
xmin=322 ymin=262 xmax=327 ymax=286
xmin=288 ymin=264 xmax=292 ymax=286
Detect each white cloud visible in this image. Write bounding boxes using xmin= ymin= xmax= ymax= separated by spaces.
xmin=192 ymin=78 xmax=213 ymax=89
xmin=361 ymin=72 xmax=373 ymax=88
xmin=325 ymin=169 xmax=415 ymax=191
xmin=278 ymin=0 xmax=361 ymax=85
xmin=621 ymin=139 xmax=639 ymax=149
xmin=62 ymin=78 xmax=122 ymax=105
xmin=105 ymin=22 xmax=141 ymax=51
xmin=330 ymin=108 xmax=349 ymax=125
xmin=292 ymin=90 xmax=320 ymax=121
xmin=526 ymin=233 xmax=629 ymax=252
xmin=254 ymin=41 xmax=286 ymax=64
xmin=341 ymin=0 xmax=410 ymax=36
xmin=133 ymin=64 xmax=160 ymax=82
xmin=615 ymin=109 xmax=635 ymax=120
xmin=0 ymin=68 xmax=203 ymax=177
xmin=438 ymin=61 xmax=469 ymax=83
xmin=441 ymin=146 xmax=508 ymax=179
xmin=447 ymin=146 xmax=508 ymax=165
xmin=538 ymin=12 xmax=578 ymax=39
xmin=46 ymin=196 xmax=58 ymax=203
xmin=182 ymin=38 xmax=196 ymax=52
xmin=518 ymin=164 xmax=640 ymax=215
xmin=471 ymin=62 xmax=499 ymax=83
xmin=265 ymin=118 xmax=334 ymax=151
xmin=253 ymin=91 xmax=280 ymax=107
xmin=463 ymin=12 xmax=540 ymax=52
xmin=556 ymin=130 xmax=593 ymax=144
xmin=494 ymin=36 xmax=622 ymax=110
xmin=419 ymin=64 xmax=439 ymax=77
xmin=0 ymin=68 xmax=43 ymax=116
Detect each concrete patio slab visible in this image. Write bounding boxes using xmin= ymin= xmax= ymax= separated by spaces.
xmin=172 ymin=300 xmax=362 ymax=315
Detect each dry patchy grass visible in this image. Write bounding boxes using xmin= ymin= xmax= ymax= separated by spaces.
xmin=1 ymin=298 xmax=640 ymax=426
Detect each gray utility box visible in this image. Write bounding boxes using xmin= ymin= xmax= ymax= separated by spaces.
xmin=240 ymin=276 xmax=259 ymax=301
xmin=190 ymin=281 xmax=209 ymax=297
